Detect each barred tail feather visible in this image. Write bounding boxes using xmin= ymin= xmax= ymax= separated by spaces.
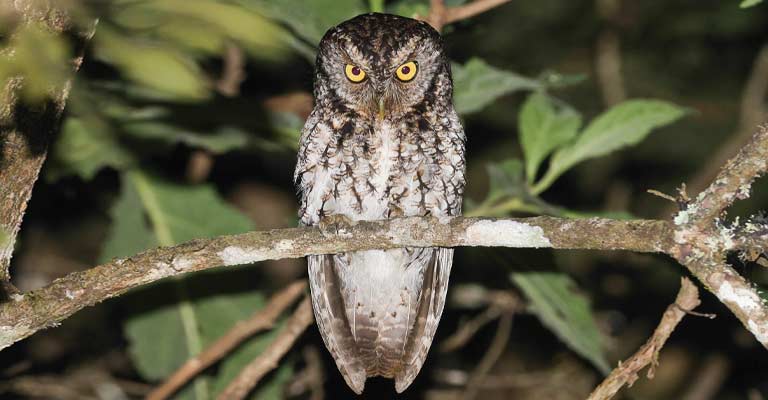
xmin=395 ymin=248 xmax=453 ymax=392
xmin=307 ymin=254 xmax=367 ymax=394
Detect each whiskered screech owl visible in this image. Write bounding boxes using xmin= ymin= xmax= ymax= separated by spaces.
xmin=294 ymin=13 xmax=466 ymax=394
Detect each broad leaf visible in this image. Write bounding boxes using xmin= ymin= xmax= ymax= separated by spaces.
xmin=452 ymin=58 xmax=541 ymax=115
xmin=48 ymin=117 xmax=136 ymax=181
xmin=103 ymin=171 xmax=285 ymax=399
xmin=519 ymin=92 xmax=581 ymax=182
xmin=388 ymin=0 xmax=430 ymax=18
xmin=3 ymin=23 xmax=71 ymax=103
xmin=486 ymin=159 xmax=525 ymax=201
xmin=741 ymin=0 xmax=763 ymax=8
xmin=122 ymin=121 xmax=251 ymax=154
xmin=242 ymin=0 xmax=366 ymax=45
xmin=511 ymin=272 xmax=610 ymax=374
xmin=533 ymin=99 xmax=686 ymax=194
xmin=109 ymin=0 xmax=289 ymax=57
xmin=94 ymin=28 xmax=210 ymax=102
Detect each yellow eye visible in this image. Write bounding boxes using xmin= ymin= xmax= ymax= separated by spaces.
xmin=395 ymin=61 xmax=417 ymax=82
xmin=345 ymin=64 xmax=366 ymax=83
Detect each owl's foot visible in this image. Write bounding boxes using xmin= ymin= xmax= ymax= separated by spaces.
xmin=318 ymin=214 xmax=357 ymax=237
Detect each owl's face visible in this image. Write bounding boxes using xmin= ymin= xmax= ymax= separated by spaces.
xmin=315 ymin=13 xmax=450 ymax=120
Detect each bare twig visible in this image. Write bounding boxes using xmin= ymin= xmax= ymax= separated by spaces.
xmin=440 ymin=290 xmax=519 ymax=352
xmin=215 ymin=43 xmax=246 ymax=97
xmin=586 ymin=277 xmax=701 ymax=400
xmin=424 ymin=0 xmax=512 ymax=32
xmin=0 ymin=215 xmax=672 ymax=351
xmin=147 ymin=281 xmax=307 ymax=400
xmin=217 ymin=297 xmax=313 ymax=400
xmin=461 ymin=311 xmax=514 ymax=400
xmin=286 ymin=346 xmax=325 ymax=400
xmin=185 ymin=150 xmax=215 ymax=184
xmin=440 ymin=306 xmax=502 ymax=353
xmin=673 ymin=126 xmax=768 ymax=347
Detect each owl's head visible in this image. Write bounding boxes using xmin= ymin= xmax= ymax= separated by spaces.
xmin=314 ymin=13 xmax=451 ymax=120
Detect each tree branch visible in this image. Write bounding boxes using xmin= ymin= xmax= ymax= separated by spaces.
xmin=1 ymin=128 xmax=767 ymax=352
xmin=0 ymin=215 xmax=671 ymax=350
xmin=217 ymin=297 xmax=313 ymax=400
xmin=673 ymin=126 xmax=768 ymax=348
xmin=147 ymin=281 xmax=307 ymax=400
xmin=587 ymin=277 xmax=701 ymax=400
xmin=425 ymin=0 xmax=512 ymax=32
xmin=681 ymin=126 xmax=768 ymax=229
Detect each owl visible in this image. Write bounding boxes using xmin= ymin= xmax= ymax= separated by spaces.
xmin=294 ymin=13 xmax=466 ymax=394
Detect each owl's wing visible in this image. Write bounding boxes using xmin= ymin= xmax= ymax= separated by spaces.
xmin=307 ymin=254 xmax=367 ymax=394
xmin=395 ymin=248 xmax=453 ymax=392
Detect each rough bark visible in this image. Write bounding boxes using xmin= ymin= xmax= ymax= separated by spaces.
xmin=0 ymin=0 xmax=86 ymax=296
xmin=0 ymin=216 xmax=672 ymax=350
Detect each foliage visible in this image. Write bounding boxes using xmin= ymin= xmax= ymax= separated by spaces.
xmin=101 ymin=171 xmax=290 ymax=399
xmin=741 ymin=0 xmax=764 ymax=8
xmin=451 ymin=58 xmax=541 ymax=114
xmin=511 ymin=272 xmax=610 ymax=374
xmin=9 ymin=0 xmax=761 ymax=398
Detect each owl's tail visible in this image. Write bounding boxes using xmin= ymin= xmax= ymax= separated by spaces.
xmin=307 ymin=248 xmax=453 ymax=394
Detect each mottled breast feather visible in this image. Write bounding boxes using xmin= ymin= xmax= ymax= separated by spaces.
xmin=295 ymin=12 xmax=466 ymax=394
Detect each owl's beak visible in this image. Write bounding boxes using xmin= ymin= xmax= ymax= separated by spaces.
xmin=377 ymin=97 xmax=386 ymax=120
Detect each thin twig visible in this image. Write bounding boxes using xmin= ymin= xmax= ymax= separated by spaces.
xmin=215 ymin=43 xmax=246 ymax=97
xmin=217 ymin=297 xmax=313 ymax=400
xmin=647 ymin=189 xmax=678 ymax=203
xmin=440 ymin=306 xmax=502 ymax=353
xmin=587 ymin=277 xmax=701 ymax=400
xmin=425 ymin=0 xmax=512 ymax=32
xmin=440 ymin=290 xmax=519 ymax=352
xmin=147 ymin=281 xmax=307 ymax=400
xmin=286 ymin=346 xmax=325 ymax=400
xmin=461 ymin=311 xmax=514 ymax=400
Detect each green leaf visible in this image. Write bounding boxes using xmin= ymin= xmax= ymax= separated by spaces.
xmin=194 ymin=281 xmax=293 ymax=400
xmin=538 ymin=70 xmax=588 ymax=89
xmin=94 ymin=27 xmax=210 ymax=102
xmin=533 ymin=99 xmax=686 ymax=194
xmin=102 ymin=171 xmax=260 ymax=399
xmin=4 ymin=23 xmax=71 ymax=103
xmin=47 ymin=117 xmax=135 ymax=181
xmin=519 ymin=92 xmax=581 ymax=182
xmin=740 ymin=0 xmax=763 ymax=8
xmin=486 ymin=159 xmax=526 ymax=201
xmin=122 ymin=121 xmax=251 ymax=154
xmin=241 ymin=0 xmax=366 ymax=45
xmin=452 ymin=58 xmax=541 ymax=115
xmin=511 ymin=272 xmax=610 ymax=374
xmin=387 ymin=0 xmax=430 ymax=18
xmin=110 ymin=0 xmax=289 ymax=57
xmin=369 ymin=0 xmax=385 ymax=12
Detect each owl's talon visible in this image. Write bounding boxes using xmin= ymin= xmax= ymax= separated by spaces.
xmin=318 ymin=214 xmax=356 ymax=237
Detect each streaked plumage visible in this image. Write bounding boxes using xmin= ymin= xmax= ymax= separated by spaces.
xmin=294 ymin=13 xmax=466 ymax=394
